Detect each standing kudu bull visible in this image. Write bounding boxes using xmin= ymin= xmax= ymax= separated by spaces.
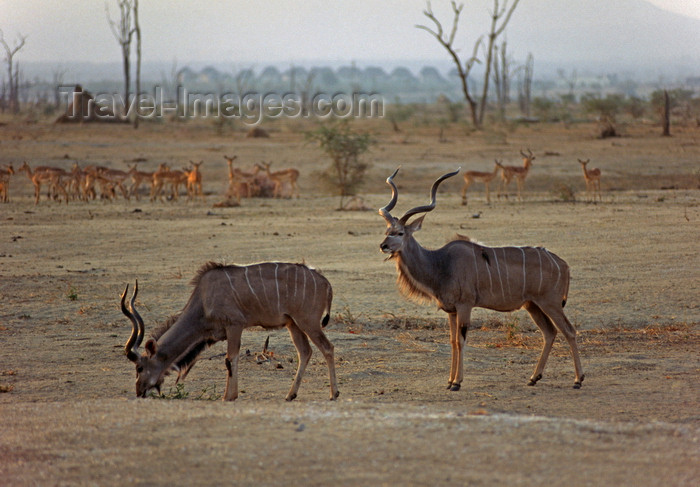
xmin=379 ymin=168 xmax=584 ymax=390
xmin=121 ymin=261 xmax=339 ymax=401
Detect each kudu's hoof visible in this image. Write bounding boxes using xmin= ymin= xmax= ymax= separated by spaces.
xmin=528 ymin=374 xmax=543 ymax=386
xmin=286 ymin=393 xmax=297 ymax=402
xmin=449 ymin=383 xmax=461 ymax=392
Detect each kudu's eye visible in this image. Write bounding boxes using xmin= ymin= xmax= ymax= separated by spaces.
xmin=136 ymin=366 xmax=144 ymax=374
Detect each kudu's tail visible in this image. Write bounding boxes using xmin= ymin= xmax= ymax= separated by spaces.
xmin=322 ymin=283 xmax=333 ymax=328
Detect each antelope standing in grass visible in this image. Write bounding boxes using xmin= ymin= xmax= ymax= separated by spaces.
xmin=18 ymin=161 xmax=70 ymax=204
xmin=186 ymin=160 xmax=204 ymax=201
xmin=496 ymin=149 xmax=535 ymax=201
xmin=578 ymin=158 xmax=602 ymax=202
xmin=127 ymin=164 xmax=154 ymax=201
xmin=224 ymin=155 xmax=258 ymax=202
xmin=379 ymin=168 xmax=584 ymax=391
xmin=0 ymin=164 xmax=14 ymax=202
xmin=461 ymin=160 xmax=500 ymax=205
xmin=121 ymin=261 xmax=339 ymax=401
xmin=257 ymin=161 xmax=300 ymax=198
xmin=150 ymin=164 xmax=188 ymax=201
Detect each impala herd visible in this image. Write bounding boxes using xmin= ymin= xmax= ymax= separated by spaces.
xmin=0 ymin=156 xmax=300 ymax=204
xmin=1 ymin=148 xmax=601 ymax=205
xmin=461 ymin=148 xmax=604 ymax=205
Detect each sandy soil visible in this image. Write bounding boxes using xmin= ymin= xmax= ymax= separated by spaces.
xmin=0 ymin=120 xmax=698 ymax=486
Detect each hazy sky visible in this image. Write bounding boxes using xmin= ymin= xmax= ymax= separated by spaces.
xmin=1 ymin=0 xmax=699 ymax=67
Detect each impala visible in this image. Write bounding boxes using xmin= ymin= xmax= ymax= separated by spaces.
xmin=18 ymin=161 xmax=70 ymax=204
xmin=150 ymin=164 xmax=188 ymax=201
xmin=121 ymin=261 xmax=339 ymax=401
xmin=0 ymin=163 xmax=14 ymax=202
xmin=578 ymin=158 xmax=602 ymax=202
xmin=461 ymin=160 xmax=500 ymax=205
xmin=185 ymin=160 xmax=204 ymax=201
xmin=496 ymin=149 xmax=535 ymax=201
xmin=256 ymin=161 xmax=300 ymax=199
xmin=126 ymin=164 xmax=154 ymax=201
xmin=379 ymin=168 xmax=584 ymax=390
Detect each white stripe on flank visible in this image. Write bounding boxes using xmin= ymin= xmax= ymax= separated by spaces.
xmin=244 ymin=266 xmax=263 ymax=307
xmin=223 ymin=269 xmax=243 ymax=307
xmin=537 ymin=250 xmax=543 ymax=295
xmin=502 ymin=247 xmax=511 ymax=297
xmin=274 ymin=263 xmax=280 ymax=314
xmin=483 ymin=249 xmax=493 ymax=296
xmin=544 ymin=249 xmax=561 ymax=289
xmin=301 ymin=267 xmax=307 ymax=306
xmin=472 ymin=245 xmax=480 ymax=286
xmin=258 ymin=265 xmax=267 ymax=303
xmin=492 ymin=249 xmax=506 ymax=300
xmin=519 ymin=247 xmax=526 ymax=299
xmin=293 ymin=266 xmax=298 ymax=299
xmin=481 ymin=249 xmax=493 ymax=297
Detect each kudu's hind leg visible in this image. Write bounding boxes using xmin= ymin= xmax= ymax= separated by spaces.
xmin=524 ymin=302 xmax=557 ymax=386
xmin=303 ymin=325 xmax=339 ymax=400
xmin=535 ymin=302 xmax=585 ymax=389
xmin=549 ymin=308 xmax=585 ymax=388
xmin=286 ymin=321 xmax=313 ymax=401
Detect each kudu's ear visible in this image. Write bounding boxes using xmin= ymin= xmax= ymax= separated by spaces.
xmin=407 ymin=215 xmax=425 ymax=233
xmin=145 ymin=339 xmax=157 ymax=357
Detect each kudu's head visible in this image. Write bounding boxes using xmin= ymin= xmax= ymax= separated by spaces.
xmin=121 ymin=282 xmax=167 ymax=398
xmin=379 ymin=167 xmax=460 ymax=256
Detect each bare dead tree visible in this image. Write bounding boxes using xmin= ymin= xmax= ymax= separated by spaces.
xmin=0 ymin=29 xmax=27 ymax=114
xmin=477 ymin=0 xmax=521 ymax=125
xmin=106 ymin=0 xmax=135 ymax=118
xmin=517 ymin=52 xmax=533 ymax=118
xmin=51 ymin=66 xmax=68 ymax=110
xmin=491 ymin=41 xmax=514 ymax=121
xmin=417 ymin=0 xmax=520 ymax=128
xmin=558 ymin=68 xmax=578 ymax=102
xmin=662 ymin=90 xmax=671 ymax=137
xmin=133 ymin=0 xmax=141 ymax=128
xmin=416 ymin=1 xmax=481 ymax=127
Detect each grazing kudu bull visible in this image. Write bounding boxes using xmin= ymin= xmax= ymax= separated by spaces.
xmin=120 ymin=261 xmax=339 ymax=401
xmin=379 ymin=168 xmax=584 ymax=390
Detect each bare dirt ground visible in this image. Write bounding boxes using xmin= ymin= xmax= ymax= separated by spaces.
xmin=1 ymin=120 xmax=699 ymax=486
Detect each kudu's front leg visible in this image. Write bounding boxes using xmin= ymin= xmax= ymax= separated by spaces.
xmin=447 ymin=308 xmax=471 ymax=391
xmin=223 ymin=327 xmax=243 ymax=401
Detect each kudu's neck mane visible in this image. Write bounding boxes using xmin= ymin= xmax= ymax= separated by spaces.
xmin=393 ymin=237 xmax=442 ymax=305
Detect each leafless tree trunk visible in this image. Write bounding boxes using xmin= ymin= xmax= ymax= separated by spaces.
xmin=0 ymin=29 xmax=27 ymax=114
xmin=477 ymin=0 xmax=520 ymax=126
xmin=106 ymin=0 xmax=135 ymax=119
xmin=558 ymin=68 xmax=578 ymax=101
xmin=133 ymin=0 xmax=141 ymax=128
xmin=492 ymin=41 xmax=513 ymax=122
xmin=518 ymin=53 xmax=533 ymax=118
xmin=662 ymin=89 xmax=671 ymax=137
xmin=417 ymin=1 xmax=520 ymax=129
xmin=416 ymin=1 xmax=481 ymax=127
xmin=0 ymin=80 xmax=6 ymax=113
xmin=51 ymin=67 xmax=67 ymax=110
